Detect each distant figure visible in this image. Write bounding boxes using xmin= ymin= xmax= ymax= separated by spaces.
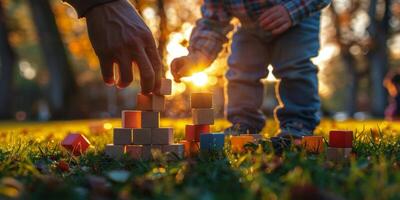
xmin=171 ymin=0 xmax=331 ymax=140
xmin=384 ymin=72 xmax=400 ymax=120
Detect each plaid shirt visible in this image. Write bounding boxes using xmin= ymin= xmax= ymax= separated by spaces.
xmin=189 ymin=0 xmax=331 ymax=62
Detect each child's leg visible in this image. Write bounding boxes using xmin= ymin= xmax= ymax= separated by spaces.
xmin=270 ymin=14 xmax=321 ymax=138
xmin=226 ymin=28 xmax=270 ymax=133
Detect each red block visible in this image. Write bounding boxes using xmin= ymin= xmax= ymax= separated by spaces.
xmin=329 ymin=130 xmax=353 ymax=148
xmin=61 ymin=133 xmax=91 ymax=156
xmin=185 ymin=124 xmax=210 ymax=142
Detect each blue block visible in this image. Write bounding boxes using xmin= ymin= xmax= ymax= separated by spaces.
xmin=200 ymin=133 xmax=225 ymax=151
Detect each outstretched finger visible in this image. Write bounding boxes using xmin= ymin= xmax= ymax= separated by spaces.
xmin=116 ymin=52 xmax=133 ymax=88
xmin=132 ymin=48 xmax=155 ymax=94
xmin=98 ymin=55 xmax=115 ymax=85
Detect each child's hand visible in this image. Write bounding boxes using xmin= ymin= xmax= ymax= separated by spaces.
xmin=171 ymin=53 xmax=209 ymax=82
xmin=258 ymin=5 xmax=292 ymax=35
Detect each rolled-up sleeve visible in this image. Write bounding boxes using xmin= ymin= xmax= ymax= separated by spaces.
xmin=63 ymin=0 xmax=119 ymax=18
xmin=188 ymin=0 xmax=234 ymax=63
xmin=283 ymin=0 xmax=331 ymax=25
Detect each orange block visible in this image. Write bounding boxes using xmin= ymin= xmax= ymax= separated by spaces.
xmin=122 ymin=110 xmax=141 ymax=128
xmin=301 ymin=136 xmax=324 ymax=153
xmin=61 ymin=133 xmax=91 ymax=156
xmin=230 ymin=135 xmax=255 ymax=153
xmin=182 ymin=140 xmax=200 ymax=157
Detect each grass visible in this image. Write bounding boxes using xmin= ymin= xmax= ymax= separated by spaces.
xmin=0 ymin=119 xmax=400 ymax=200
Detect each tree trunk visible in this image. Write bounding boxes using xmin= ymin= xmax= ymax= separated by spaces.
xmin=28 ymin=0 xmax=76 ymax=119
xmin=157 ymin=0 xmax=168 ymax=74
xmin=0 ymin=2 xmax=16 ymax=119
xmin=343 ymin=52 xmax=358 ymax=116
xmin=367 ymin=0 xmax=390 ymax=117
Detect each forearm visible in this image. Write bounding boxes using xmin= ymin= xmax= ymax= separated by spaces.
xmin=188 ymin=19 xmax=233 ymax=63
xmin=63 ymin=0 xmax=119 ymax=18
xmin=188 ymin=3 xmax=233 ymax=63
xmin=283 ymin=0 xmax=331 ymax=25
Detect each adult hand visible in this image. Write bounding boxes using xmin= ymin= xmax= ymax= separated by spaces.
xmin=171 ymin=52 xmax=210 ymax=82
xmin=86 ymin=0 xmax=162 ymax=93
xmin=258 ymin=5 xmax=292 ymax=35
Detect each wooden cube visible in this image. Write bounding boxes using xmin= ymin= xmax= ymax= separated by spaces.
xmin=200 ymin=133 xmax=225 ymax=151
xmin=185 ymin=124 xmax=210 ymax=142
xmin=122 ymin=110 xmax=141 ymax=128
xmin=329 ymin=130 xmax=353 ymax=148
xmin=230 ymin=135 xmax=256 ymax=153
xmin=104 ymin=144 xmax=125 ymax=159
xmin=191 ymin=93 xmax=212 ymax=108
xmin=301 ymin=136 xmax=324 ymax=154
xmin=126 ymin=145 xmax=152 ymax=160
xmin=136 ymin=94 xmax=165 ymax=111
xmin=141 ymin=111 xmax=160 ymax=128
xmin=113 ymin=128 xmax=132 ymax=145
xmin=151 ymin=128 xmax=174 ymax=144
xmin=192 ymin=108 xmax=214 ymax=125
xmin=159 ymin=78 xmax=172 ymax=95
xmin=162 ymin=144 xmax=184 ymax=159
xmin=327 ymin=147 xmax=352 ymax=162
xmin=182 ymin=140 xmax=200 ymax=157
xmin=132 ymin=128 xmax=151 ymax=145
xmin=61 ymin=133 xmax=91 ymax=156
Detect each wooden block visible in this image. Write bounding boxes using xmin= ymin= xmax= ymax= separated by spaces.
xmin=113 ymin=128 xmax=132 ymax=145
xmin=301 ymin=136 xmax=324 ymax=154
xmin=159 ymin=78 xmax=172 ymax=95
xmin=122 ymin=110 xmax=141 ymax=128
xmin=104 ymin=144 xmax=125 ymax=159
xmin=141 ymin=111 xmax=160 ymax=128
xmin=132 ymin=128 xmax=151 ymax=145
xmin=192 ymin=108 xmax=214 ymax=125
xmin=185 ymin=124 xmax=210 ymax=142
xmin=327 ymin=147 xmax=352 ymax=162
xmin=151 ymin=128 xmax=174 ymax=144
xmin=61 ymin=133 xmax=91 ymax=156
xmin=329 ymin=130 xmax=353 ymax=148
xmin=162 ymin=144 xmax=184 ymax=159
xmin=200 ymin=133 xmax=225 ymax=151
xmin=126 ymin=145 xmax=152 ymax=160
xmin=182 ymin=140 xmax=200 ymax=157
xmin=230 ymin=135 xmax=256 ymax=153
xmin=136 ymin=94 xmax=165 ymax=111
xmin=191 ymin=93 xmax=212 ymax=108
xmin=126 ymin=145 xmax=142 ymax=160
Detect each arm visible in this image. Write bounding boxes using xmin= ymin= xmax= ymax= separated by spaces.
xmin=282 ymin=0 xmax=331 ymax=25
xmin=171 ymin=1 xmax=233 ymax=81
xmin=63 ymin=0 xmax=119 ymax=18
xmin=188 ymin=1 xmax=234 ymax=63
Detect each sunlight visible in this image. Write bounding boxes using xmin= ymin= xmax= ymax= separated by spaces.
xmin=185 ymin=72 xmax=209 ymax=87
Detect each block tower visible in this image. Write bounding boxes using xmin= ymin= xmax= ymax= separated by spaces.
xmin=327 ymin=130 xmax=353 ymax=162
xmin=105 ymin=79 xmax=184 ymax=160
xmin=181 ymin=92 xmax=222 ymax=156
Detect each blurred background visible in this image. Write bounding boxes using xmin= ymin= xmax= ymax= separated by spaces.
xmin=0 ymin=0 xmax=399 ymax=121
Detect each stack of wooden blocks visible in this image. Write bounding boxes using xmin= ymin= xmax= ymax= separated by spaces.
xmin=181 ymin=92 xmax=225 ymax=155
xmin=327 ymin=130 xmax=353 ymax=162
xmin=104 ymin=79 xmax=184 ymax=160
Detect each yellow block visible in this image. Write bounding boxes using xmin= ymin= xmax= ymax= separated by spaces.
xmin=230 ymin=135 xmax=255 ymax=153
xmin=301 ymin=136 xmax=324 ymax=153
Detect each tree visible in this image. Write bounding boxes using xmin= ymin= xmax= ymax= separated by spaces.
xmin=28 ymin=0 xmax=76 ymax=119
xmin=0 ymin=1 xmax=16 ymax=119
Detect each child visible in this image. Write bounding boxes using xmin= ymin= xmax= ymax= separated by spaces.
xmin=171 ymin=0 xmax=331 ymax=139
xmin=384 ymin=72 xmax=400 ymax=121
